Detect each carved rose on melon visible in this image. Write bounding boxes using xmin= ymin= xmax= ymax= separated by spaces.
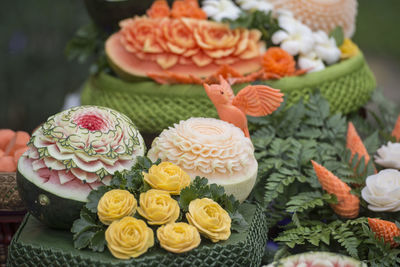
xmin=147 ymin=118 xmax=258 ymax=202
xmin=159 ymin=19 xmax=198 ymax=57
xmin=120 ymin=17 xmax=163 ymax=56
xmin=21 ymin=106 xmax=145 ymax=202
xmin=266 ymin=251 xmax=367 ymax=267
xmin=106 ymin=15 xmax=264 ymax=79
xmin=193 ymin=21 xmax=261 ymax=63
xmin=119 ymin=17 xmax=262 ymax=69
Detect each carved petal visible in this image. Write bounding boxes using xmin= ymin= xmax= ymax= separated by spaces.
xmin=192 ymin=53 xmax=212 ymax=67
xmin=156 ymin=54 xmax=179 ymax=69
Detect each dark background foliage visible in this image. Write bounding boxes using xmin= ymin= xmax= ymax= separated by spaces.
xmin=1 ymin=0 xmax=399 ymax=132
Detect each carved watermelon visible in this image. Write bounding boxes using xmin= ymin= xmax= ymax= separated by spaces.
xmin=105 ymin=16 xmax=264 ymax=81
xmin=17 ymin=106 xmax=145 ymax=229
xmin=106 ymin=32 xmax=262 ymax=80
xmin=266 ymin=252 xmax=367 ymax=267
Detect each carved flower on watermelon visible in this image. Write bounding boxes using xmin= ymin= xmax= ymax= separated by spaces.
xmin=193 ymin=21 xmax=262 ymax=65
xmin=266 ymin=251 xmax=367 ymax=267
xmin=16 ymin=106 xmax=145 ymax=229
xmin=147 ymin=118 xmax=258 ymax=202
xmin=106 ymin=16 xmax=264 ymax=80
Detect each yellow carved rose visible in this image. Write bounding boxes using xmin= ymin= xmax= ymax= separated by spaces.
xmin=157 ymin=222 xmax=201 ymax=253
xmin=186 ymin=198 xmax=231 ymax=242
xmin=105 ymin=217 xmax=154 ymax=259
xmin=137 ymin=189 xmax=180 ymax=225
xmin=97 ymin=189 xmax=137 ymax=225
xmin=340 ymin=38 xmax=359 ymax=59
xmin=143 ymin=162 xmax=190 ymax=194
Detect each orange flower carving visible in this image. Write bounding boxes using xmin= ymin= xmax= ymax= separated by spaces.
xmin=147 ymin=0 xmax=170 ymax=18
xmin=120 ymin=17 xmax=163 ymax=58
xmin=159 ymin=19 xmax=197 ymax=55
xmin=117 ymin=16 xmax=263 ymax=72
xmin=192 ymin=21 xmax=261 ymax=66
xmin=171 ymin=0 xmax=206 ymax=19
xmin=262 ymin=47 xmax=296 ymax=77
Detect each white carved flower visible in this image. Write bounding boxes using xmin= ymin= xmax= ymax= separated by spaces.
xmin=313 ymin=30 xmax=341 ymax=65
xmin=375 ymin=142 xmax=400 ymax=169
xmin=361 ymin=169 xmax=400 ymax=212
xmin=236 ymin=0 xmax=273 ymax=13
xmin=202 ymin=0 xmax=242 ymax=22
xmin=271 ymin=13 xmax=314 ymax=56
xmin=298 ymin=52 xmax=325 ymax=73
xmin=147 ymin=118 xmax=258 ymax=202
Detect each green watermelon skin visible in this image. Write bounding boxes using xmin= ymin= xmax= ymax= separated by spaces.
xmin=8 ymin=203 xmax=268 ymax=267
xmin=16 ymin=169 xmax=84 ymax=230
xmin=267 ymin=252 xmax=367 ymax=267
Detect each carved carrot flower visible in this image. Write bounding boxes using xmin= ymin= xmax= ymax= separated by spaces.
xmin=346 ymin=122 xmax=372 ymax=166
xmin=262 ymin=47 xmax=296 ymax=77
xmin=368 ymin=218 xmax=400 ymax=247
xmin=311 ymin=160 xmax=359 ymax=218
xmin=392 ymin=115 xmax=400 ymax=141
xmin=171 ymin=0 xmax=207 ymax=19
xmin=147 ymin=0 xmax=170 ymax=18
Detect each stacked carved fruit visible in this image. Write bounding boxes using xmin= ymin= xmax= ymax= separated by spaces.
xmin=105 ymin=0 xmax=264 ymax=81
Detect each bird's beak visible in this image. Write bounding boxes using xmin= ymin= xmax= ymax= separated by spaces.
xmin=203 ymin=83 xmax=211 ymax=97
xmin=218 ymin=75 xmax=226 ymax=85
xmin=219 ymin=75 xmax=231 ymax=89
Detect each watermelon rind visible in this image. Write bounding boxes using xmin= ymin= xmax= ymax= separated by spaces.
xmin=18 ymin=156 xmax=92 ymax=203
xmin=17 ymin=159 xmax=84 ymax=229
xmin=105 ymin=32 xmax=262 ymax=80
xmin=266 ymin=252 xmax=367 ymax=267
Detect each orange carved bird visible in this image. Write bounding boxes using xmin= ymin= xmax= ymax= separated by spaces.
xmin=203 ymin=76 xmax=284 ymax=137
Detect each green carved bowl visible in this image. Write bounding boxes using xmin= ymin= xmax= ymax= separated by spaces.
xmin=81 ymin=53 xmax=376 ymax=134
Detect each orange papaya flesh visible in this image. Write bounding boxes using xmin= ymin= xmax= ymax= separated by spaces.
xmin=14 ymin=147 xmax=29 ymax=166
xmin=4 ymin=131 xmax=30 ymax=156
xmin=105 ymin=32 xmax=262 ymax=81
xmin=0 ymin=156 xmax=17 ymax=172
xmin=0 ymin=129 xmax=15 ymax=150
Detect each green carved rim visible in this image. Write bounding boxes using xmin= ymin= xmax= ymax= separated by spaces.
xmin=81 ymin=52 xmax=376 ymax=133
xmin=8 ymin=203 xmax=268 ymax=267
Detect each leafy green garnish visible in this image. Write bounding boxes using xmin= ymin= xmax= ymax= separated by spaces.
xmin=225 ymin=11 xmax=280 ymax=45
xmin=285 ymin=192 xmax=337 ymax=213
xmin=180 ymin=177 xmax=209 ymax=212
xmin=329 ymin=26 xmax=345 ymax=46
xmin=86 ymin=186 xmax=110 ymax=213
xmin=71 ymin=207 xmax=106 ymax=251
xmin=252 ymin=92 xmax=399 ymax=266
xmin=65 ymin=23 xmax=109 ymax=74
